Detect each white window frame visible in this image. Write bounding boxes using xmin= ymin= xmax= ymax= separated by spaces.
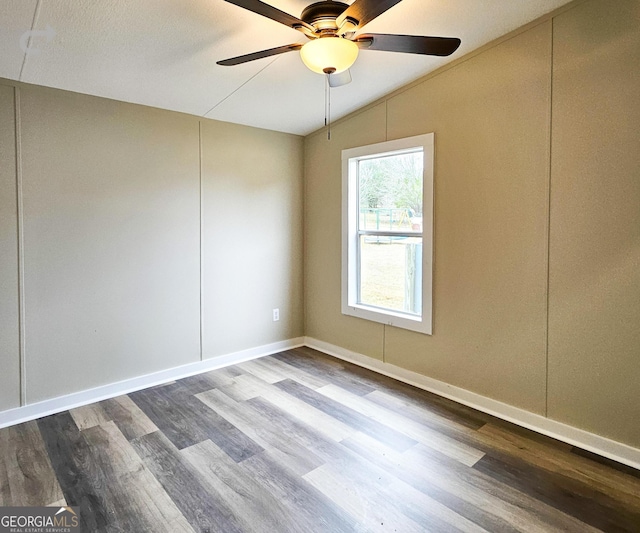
xmin=341 ymin=133 xmax=434 ymax=335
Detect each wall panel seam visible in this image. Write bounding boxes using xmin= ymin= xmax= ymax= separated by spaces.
xmin=302 ymin=141 xmax=306 ymax=335
xmin=14 ymin=86 xmax=26 ymax=406
xmin=544 ymin=17 xmax=555 ymax=419
xmin=199 ymin=120 xmax=204 ymax=362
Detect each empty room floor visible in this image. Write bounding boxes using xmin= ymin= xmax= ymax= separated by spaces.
xmin=1 ymin=346 xmax=639 ymax=532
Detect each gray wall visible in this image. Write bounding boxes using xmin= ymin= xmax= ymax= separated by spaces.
xmin=0 ymin=81 xmax=303 ymax=406
xmin=304 ymin=0 xmax=640 ymax=448
xmin=0 ymin=85 xmax=21 ymax=411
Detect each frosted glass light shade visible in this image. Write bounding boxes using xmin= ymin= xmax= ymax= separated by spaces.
xmin=300 ymin=37 xmax=359 ymax=74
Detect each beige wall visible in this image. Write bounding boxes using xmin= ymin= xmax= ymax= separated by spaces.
xmin=0 ymin=81 xmax=303 ymax=406
xmin=306 ymin=23 xmax=551 ymax=415
xmin=304 ymin=0 xmax=640 ymax=447
xmin=201 ymin=121 xmax=303 ymax=357
xmin=305 ymin=103 xmax=387 ymax=359
xmin=548 ymin=0 xmax=640 ymax=445
xmin=0 ymin=84 xmax=21 ymax=411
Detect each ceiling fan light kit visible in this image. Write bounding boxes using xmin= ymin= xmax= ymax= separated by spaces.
xmin=218 ymin=0 xmax=461 ymax=78
xmin=300 ymin=36 xmax=359 ymax=74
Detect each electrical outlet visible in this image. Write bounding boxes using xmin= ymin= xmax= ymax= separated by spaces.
xmin=273 ymin=308 xmax=280 ymax=321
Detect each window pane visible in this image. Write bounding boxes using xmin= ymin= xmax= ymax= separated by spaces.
xmin=358 ymin=151 xmax=423 ymax=233
xmin=359 ymin=235 xmax=422 ymax=315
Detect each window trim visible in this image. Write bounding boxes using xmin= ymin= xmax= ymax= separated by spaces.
xmin=341 ymin=133 xmax=434 ymax=335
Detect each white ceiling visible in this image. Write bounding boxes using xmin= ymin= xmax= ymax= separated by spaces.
xmin=1 ymin=0 xmax=574 ymax=135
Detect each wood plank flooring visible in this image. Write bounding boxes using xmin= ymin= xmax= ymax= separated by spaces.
xmin=1 ymin=346 xmax=639 ymax=532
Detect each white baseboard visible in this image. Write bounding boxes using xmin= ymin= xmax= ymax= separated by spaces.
xmin=304 ymin=336 xmax=640 ymax=471
xmin=0 ymin=337 xmax=304 ymax=430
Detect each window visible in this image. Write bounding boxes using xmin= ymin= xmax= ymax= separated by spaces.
xmin=342 ymin=134 xmax=433 ymax=335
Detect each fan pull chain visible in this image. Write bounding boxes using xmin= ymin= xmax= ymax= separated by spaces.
xmin=328 ymin=82 xmax=331 ymax=141
xmin=323 ymin=68 xmax=336 ymax=141
xmin=324 ymin=74 xmax=327 ymax=130
xmin=324 ymin=74 xmax=332 ymax=141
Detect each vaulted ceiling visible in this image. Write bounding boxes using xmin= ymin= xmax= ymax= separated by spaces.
xmin=1 ymin=0 xmax=574 ymax=135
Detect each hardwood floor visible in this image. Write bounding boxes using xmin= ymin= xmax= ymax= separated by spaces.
xmin=1 ymin=346 xmax=639 ymax=532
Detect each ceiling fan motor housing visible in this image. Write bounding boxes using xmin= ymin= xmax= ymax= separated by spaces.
xmin=301 ymin=1 xmax=350 ymax=33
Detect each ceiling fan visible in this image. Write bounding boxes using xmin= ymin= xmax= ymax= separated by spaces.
xmin=217 ymin=0 xmax=461 ymax=86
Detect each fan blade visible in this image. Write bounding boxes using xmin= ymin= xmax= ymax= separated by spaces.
xmin=336 ymin=0 xmax=403 ymax=30
xmin=328 ymin=69 xmax=352 ymax=87
xmin=223 ymin=0 xmax=314 ymax=33
xmin=355 ymin=34 xmax=461 ymax=56
xmin=217 ymin=43 xmax=302 ymax=66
